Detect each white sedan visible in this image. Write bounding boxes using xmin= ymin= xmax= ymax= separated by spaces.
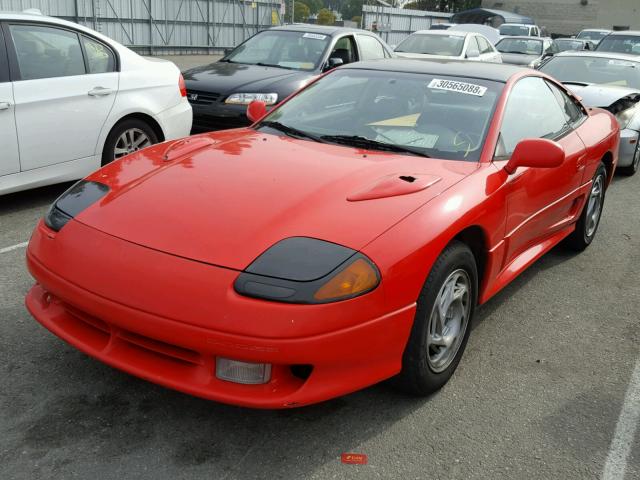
xmin=0 ymin=11 xmax=192 ymax=195
xmin=393 ymin=30 xmax=502 ymax=63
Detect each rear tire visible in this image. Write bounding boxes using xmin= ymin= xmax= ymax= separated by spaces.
xmin=619 ymin=142 xmax=639 ymax=176
xmin=566 ymin=162 xmax=607 ymax=251
xmin=393 ymin=241 xmax=478 ymax=396
xmin=101 ymin=118 xmax=159 ymax=166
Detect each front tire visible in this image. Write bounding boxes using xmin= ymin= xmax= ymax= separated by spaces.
xmin=101 ymin=118 xmax=158 ymax=166
xmin=566 ymin=162 xmax=607 ymax=251
xmin=394 ymin=241 xmax=478 ymax=396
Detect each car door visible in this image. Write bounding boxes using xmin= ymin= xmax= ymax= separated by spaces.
xmin=494 ymin=76 xmax=586 ymax=264
xmin=355 ymin=34 xmax=390 ymax=60
xmin=0 ymin=23 xmax=20 ymax=177
xmin=3 ymin=22 xmax=118 ymax=171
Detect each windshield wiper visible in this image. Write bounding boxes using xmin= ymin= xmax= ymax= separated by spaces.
xmin=259 ymin=121 xmax=323 ymax=142
xmin=255 ymin=62 xmax=295 ymax=70
xmin=320 ymin=135 xmax=430 ymax=157
xmin=562 ymin=80 xmax=593 ymax=86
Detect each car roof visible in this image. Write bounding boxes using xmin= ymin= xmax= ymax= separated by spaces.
xmin=579 ymin=28 xmax=611 ymax=33
xmin=270 ymin=24 xmax=372 ymax=36
xmin=412 ymin=30 xmax=468 ymax=37
xmin=342 ymin=58 xmax=527 ymax=83
xmin=607 ymin=30 xmax=640 ymax=37
xmin=497 ymin=36 xmax=544 ymax=41
xmin=554 ymin=50 xmax=640 ymax=62
xmin=500 ymin=23 xmax=532 ymax=27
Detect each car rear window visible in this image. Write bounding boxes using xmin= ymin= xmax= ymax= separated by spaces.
xmin=395 ymin=34 xmax=465 ymax=57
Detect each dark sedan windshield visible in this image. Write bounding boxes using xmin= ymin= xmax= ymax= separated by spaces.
xmin=259 ymin=69 xmax=502 ymax=161
xmin=224 ymin=30 xmax=330 ymax=71
xmin=540 ymin=55 xmax=640 ymax=89
xmin=596 ymin=35 xmax=640 ymax=55
xmin=496 ymin=38 xmax=543 ymax=55
xmin=395 ymin=34 xmax=465 ymax=56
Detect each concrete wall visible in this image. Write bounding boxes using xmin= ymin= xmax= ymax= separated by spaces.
xmin=481 ymin=0 xmax=640 ymax=36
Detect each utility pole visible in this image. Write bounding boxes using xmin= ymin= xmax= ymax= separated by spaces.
xmin=291 ymin=0 xmax=295 ymax=23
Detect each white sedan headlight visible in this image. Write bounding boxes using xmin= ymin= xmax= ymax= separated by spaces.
xmin=225 ymin=93 xmax=278 ymax=105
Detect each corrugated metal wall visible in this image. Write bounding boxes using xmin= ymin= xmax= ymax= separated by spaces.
xmin=362 ymin=5 xmax=452 ymax=46
xmin=0 ymin=0 xmax=283 ymax=54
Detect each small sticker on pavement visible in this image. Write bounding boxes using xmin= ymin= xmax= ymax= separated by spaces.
xmin=428 ymin=78 xmax=487 ymax=96
xmin=341 ymin=453 xmax=368 ymax=465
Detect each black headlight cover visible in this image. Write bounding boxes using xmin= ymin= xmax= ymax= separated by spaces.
xmin=234 ymin=237 xmax=380 ymax=304
xmin=44 ymin=180 xmax=109 ymax=232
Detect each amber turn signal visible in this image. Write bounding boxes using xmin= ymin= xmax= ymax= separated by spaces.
xmin=314 ymin=258 xmax=379 ymax=301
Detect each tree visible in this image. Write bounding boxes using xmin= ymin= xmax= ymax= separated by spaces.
xmin=293 ymin=1 xmax=310 ymax=22
xmin=341 ymin=0 xmax=363 ymax=21
xmin=301 ymin=0 xmax=324 ymax=14
xmin=316 ymin=8 xmax=336 ymax=25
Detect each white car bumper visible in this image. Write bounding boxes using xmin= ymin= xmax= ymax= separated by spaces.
xmin=155 ymin=98 xmax=193 ymax=141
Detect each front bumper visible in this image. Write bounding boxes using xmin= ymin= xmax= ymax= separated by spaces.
xmin=618 ymin=128 xmax=639 ymax=167
xmin=190 ymin=102 xmax=251 ymax=133
xmin=25 ymin=220 xmax=415 ymax=408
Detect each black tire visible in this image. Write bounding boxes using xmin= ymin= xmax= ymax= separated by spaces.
xmin=566 ymin=162 xmax=607 ymax=251
xmin=393 ymin=241 xmax=478 ymax=396
xmin=618 ymin=142 xmax=639 ymax=176
xmin=101 ymin=118 xmax=159 ymax=166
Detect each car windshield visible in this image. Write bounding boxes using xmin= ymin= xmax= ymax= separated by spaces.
xmin=496 ymin=38 xmax=543 ymax=55
xmin=577 ymin=30 xmax=609 ymax=41
xmin=540 ymin=55 xmax=640 ymax=89
xmin=395 ymin=34 xmax=465 ymax=56
xmin=596 ymin=34 xmax=640 ymax=55
xmin=499 ymin=25 xmax=531 ymax=36
xmin=555 ymin=39 xmax=585 ymax=52
xmin=258 ymin=69 xmax=502 ymax=162
xmin=224 ymin=30 xmax=330 ymax=71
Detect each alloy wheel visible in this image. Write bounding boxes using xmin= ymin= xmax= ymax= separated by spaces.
xmin=113 ymin=128 xmax=151 ymax=159
xmin=426 ymin=269 xmax=471 ymax=373
xmin=585 ymin=174 xmax=604 ymax=238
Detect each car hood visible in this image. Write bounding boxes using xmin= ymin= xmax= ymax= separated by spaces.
xmin=182 ymin=61 xmax=315 ymax=96
xmin=566 ymin=84 xmax=640 ymax=108
xmin=499 ymin=53 xmax=539 ymax=65
xmin=79 ymin=130 xmax=477 ymax=270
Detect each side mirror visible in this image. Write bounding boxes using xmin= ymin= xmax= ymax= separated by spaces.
xmin=466 ymin=49 xmax=480 ymax=59
xmin=504 ymin=138 xmax=565 ymax=174
xmin=223 ymin=47 xmax=234 ymax=56
xmin=324 ymin=57 xmax=344 ymax=72
xmin=246 ymin=100 xmax=267 ymax=123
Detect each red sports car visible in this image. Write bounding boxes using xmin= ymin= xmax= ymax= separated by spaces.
xmin=26 ymin=60 xmax=619 ymax=408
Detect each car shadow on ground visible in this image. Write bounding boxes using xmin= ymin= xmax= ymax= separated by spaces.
xmin=0 ymin=182 xmax=72 ymax=216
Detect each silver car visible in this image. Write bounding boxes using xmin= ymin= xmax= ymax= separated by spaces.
xmin=539 ymin=51 xmax=640 ymax=175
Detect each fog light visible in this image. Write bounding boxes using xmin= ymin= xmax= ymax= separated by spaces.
xmin=215 ymin=358 xmax=271 ymax=384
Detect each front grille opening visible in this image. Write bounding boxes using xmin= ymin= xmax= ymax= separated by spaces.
xmin=290 ymin=364 xmax=313 ymax=380
xmin=118 ymin=330 xmax=202 ymax=365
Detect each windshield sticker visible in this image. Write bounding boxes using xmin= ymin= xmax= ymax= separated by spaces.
xmin=303 ymin=33 xmax=327 ymax=40
xmin=428 ymin=79 xmax=487 ymax=96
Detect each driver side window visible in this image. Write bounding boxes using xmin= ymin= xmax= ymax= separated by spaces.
xmin=329 ymin=36 xmax=358 ymax=65
xmin=496 ymin=77 xmax=570 ymax=158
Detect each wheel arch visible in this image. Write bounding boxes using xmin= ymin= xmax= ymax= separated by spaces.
xmin=450 ymin=225 xmax=489 ymax=298
xmin=600 ymin=151 xmax=614 ymax=186
xmin=108 ymin=112 xmax=165 ymax=143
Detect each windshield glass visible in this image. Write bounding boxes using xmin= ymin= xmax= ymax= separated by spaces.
xmin=577 ymin=30 xmax=609 ymax=41
xmin=596 ymin=35 xmax=640 ymax=55
xmin=496 ymin=38 xmax=543 ymax=55
xmin=555 ymin=39 xmax=585 ymax=52
xmin=540 ymin=55 xmax=640 ymax=89
xmin=225 ymin=30 xmax=330 ymax=71
xmin=395 ymin=34 xmax=465 ymax=56
xmin=499 ymin=25 xmax=531 ymax=36
xmin=258 ymin=69 xmax=502 ymax=162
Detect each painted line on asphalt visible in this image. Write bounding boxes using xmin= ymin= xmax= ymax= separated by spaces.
xmin=0 ymin=241 xmax=28 ymax=254
xmin=603 ymin=357 xmax=640 ymax=480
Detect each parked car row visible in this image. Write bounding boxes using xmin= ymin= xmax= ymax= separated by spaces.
xmin=1 ymin=10 xmax=637 ymax=408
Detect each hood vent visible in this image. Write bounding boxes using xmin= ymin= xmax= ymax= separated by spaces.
xmin=347 ymin=174 xmax=441 ymax=202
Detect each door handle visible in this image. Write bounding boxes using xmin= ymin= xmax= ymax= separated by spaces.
xmin=88 ymin=87 xmax=113 ymax=97
xmin=0 ymin=101 xmax=10 ymax=110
